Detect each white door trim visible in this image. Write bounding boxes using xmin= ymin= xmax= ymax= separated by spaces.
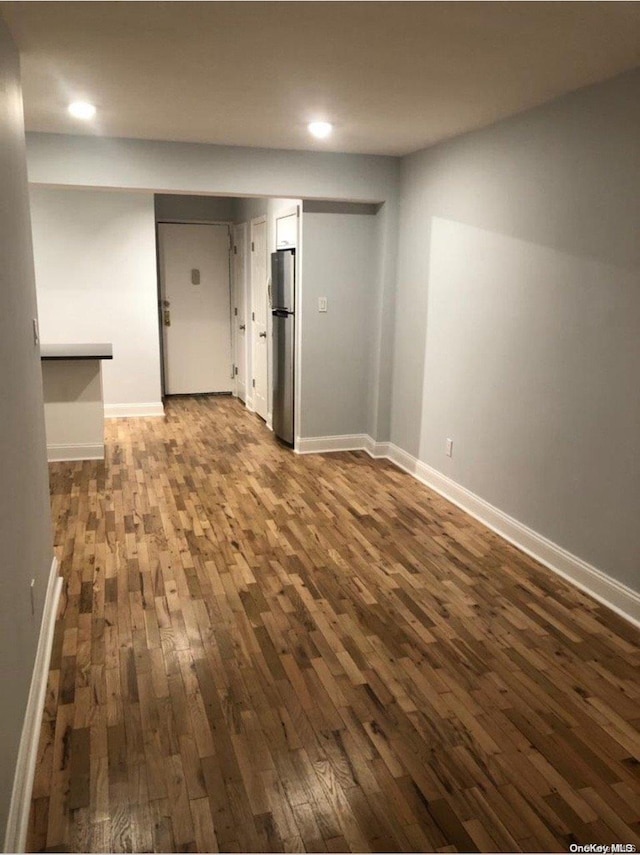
xmin=249 ymin=216 xmax=268 ymax=419
xmin=231 ymin=222 xmax=248 ymax=403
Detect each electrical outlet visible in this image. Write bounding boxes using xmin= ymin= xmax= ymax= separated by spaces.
xmin=445 ymin=438 xmax=453 ymax=458
xmin=318 ymin=297 xmax=328 ymax=313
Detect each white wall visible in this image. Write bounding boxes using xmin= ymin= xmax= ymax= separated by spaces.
xmin=392 ymin=68 xmax=640 ymax=593
xmin=300 ymin=208 xmax=378 ymax=438
xmin=0 ymin=17 xmax=54 ymax=842
xmin=29 ymin=187 xmax=163 ymax=416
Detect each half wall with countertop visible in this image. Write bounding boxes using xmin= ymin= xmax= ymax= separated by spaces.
xmin=29 ymin=186 xmax=164 ymax=418
xmin=40 ymin=343 xmax=113 ymax=461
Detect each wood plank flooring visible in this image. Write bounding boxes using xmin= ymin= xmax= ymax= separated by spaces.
xmin=29 ymin=396 xmax=640 ymax=852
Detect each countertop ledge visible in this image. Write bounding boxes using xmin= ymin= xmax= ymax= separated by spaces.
xmin=40 ymin=343 xmax=113 ymax=360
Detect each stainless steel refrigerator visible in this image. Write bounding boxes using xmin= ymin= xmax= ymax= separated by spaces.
xmin=271 ymin=249 xmax=295 ymax=445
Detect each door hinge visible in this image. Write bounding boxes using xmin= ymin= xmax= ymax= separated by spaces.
xmin=252 ymin=378 xmax=256 ymax=388
xmin=234 ymin=307 xmax=238 ymax=316
xmin=232 ymin=364 xmax=235 ymax=379
xmin=235 ymin=366 xmax=239 ymax=376
xmin=234 ymin=245 xmax=237 ymax=255
xmin=252 ymin=311 xmax=255 ymax=321
xmin=251 ymin=241 xmax=255 ymax=252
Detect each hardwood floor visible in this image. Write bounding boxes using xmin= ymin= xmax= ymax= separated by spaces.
xmin=29 ymin=396 xmax=639 ymax=853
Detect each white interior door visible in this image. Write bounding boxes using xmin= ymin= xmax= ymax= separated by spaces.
xmin=232 ymin=223 xmax=247 ymax=401
xmin=159 ymin=223 xmax=232 ymax=395
xmin=250 ymin=218 xmax=268 ymax=420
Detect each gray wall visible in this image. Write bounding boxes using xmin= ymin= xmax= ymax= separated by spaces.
xmin=155 ymin=193 xmax=235 ymax=222
xmin=0 ymin=17 xmax=53 ymax=841
xmin=26 ymin=133 xmax=398 ymax=204
xmin=233 ymin=196 xmax=268 ymax=223
xmin=368 ymin=199 xmax=398 ymax=442
xmin=392 ymin=68 xmax=640 ymax=591
xmin=300 ymin=210 xmax=377 ymax=437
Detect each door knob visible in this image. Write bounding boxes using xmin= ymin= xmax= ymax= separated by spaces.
xmin=259 ymin=331 xmax=267 ymax=338
xmin=239 ymin=324 xmax=246 ymax=330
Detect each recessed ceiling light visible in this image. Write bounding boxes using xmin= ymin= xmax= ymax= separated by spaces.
xmin=308 ymin=121 xmax=332 ymax=139
xmin=68 ymin=101 xmax=96 ymax=120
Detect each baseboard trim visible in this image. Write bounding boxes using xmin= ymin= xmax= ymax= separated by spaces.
xmin=296 ymin=433 xmax=370 ymax=454
xmin=104 ymin=402 xmax=164 ymax=418
xmin=4 ymin=557 xmax=62 ymax=853
xmin=393 ymin=449 xmax=640 ymax=629
xmin=47 ymin=442 xmax=103 ymax=462
xmin=363 ymin=436 xmax=391 ymax=459
xmin=297 ymin=433 xmax=640 ymax=628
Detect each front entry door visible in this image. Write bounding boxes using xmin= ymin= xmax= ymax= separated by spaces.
xmin=250 ymin=218 xmax=268 ymax=420
xmin=158 ymin=223 xmax=232 ymax=395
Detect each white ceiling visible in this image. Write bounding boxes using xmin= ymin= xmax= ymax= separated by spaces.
xmin=2 ymin=2 xmax=639 ymax=156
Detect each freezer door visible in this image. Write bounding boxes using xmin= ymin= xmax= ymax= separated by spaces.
xmin=271 ymin=249 xmax=295 ymax=312
xmin=272 ymin=311 xmax=294 ymax=445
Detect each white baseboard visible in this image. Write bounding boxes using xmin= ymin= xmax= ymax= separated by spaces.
xmin=244 ymin=396 xmax=255 ymax=412
xmin=47 ymin=442 xmax=103 ymax=462
xmin=104 ymin=402 xmax=164 ymax=418
xmin=4 ymin=557 xmax=62 ymax=854
xmin=363 ymin=436 xmax=391 ymax=459
xmin=296 ymin=432 xmax=640 ymax=628
xmin=384 ymin=446 xmax=640 ymax=629
xmin=296 ymin=433 xmax=370 ymax=454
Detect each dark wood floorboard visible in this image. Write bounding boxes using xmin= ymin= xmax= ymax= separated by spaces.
xmin=28 ymin=396 xmax=640 ymax=852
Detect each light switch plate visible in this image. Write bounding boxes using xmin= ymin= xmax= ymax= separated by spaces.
xmin=318 ymin=297 xmax=328 ymax=313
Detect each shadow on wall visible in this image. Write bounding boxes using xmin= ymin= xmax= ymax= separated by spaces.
xmin=393 ymin=67 xmax=640 ymax=460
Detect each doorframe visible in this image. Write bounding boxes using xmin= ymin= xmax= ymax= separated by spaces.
xmin=248 ymin=215 xmax=268 ymax=418
xmin=231 ymin=222 xmax=249 ymax=403
xmin=155 ymin=219 xmax=233 ymax=397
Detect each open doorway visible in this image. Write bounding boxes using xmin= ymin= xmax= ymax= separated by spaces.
xmin=154 ymin=193 xmax=302 ymax=432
